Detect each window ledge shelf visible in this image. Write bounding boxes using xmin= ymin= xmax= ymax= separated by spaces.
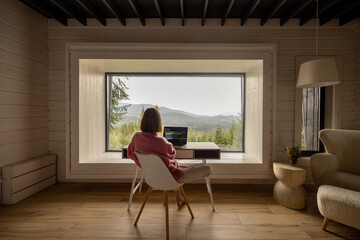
xmin=80 ymin=152 xmax=261 ymax=164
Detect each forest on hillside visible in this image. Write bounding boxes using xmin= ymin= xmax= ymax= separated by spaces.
xmin=108 ymin=107 xmax=243 ymax=151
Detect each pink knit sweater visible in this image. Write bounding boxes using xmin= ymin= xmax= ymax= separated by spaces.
xmin=127 ymin=131 xmax=184 ymax=180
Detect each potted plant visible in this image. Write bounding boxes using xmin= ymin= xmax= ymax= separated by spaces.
xmin=285 ymin=146 xmax=301 ymax=165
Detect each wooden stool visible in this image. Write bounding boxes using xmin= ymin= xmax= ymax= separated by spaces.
xmin=273 ymin=162 xmax=307 ymax=209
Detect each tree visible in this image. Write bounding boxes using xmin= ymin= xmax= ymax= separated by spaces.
xmin=229 ymin=121 xmax=235 ymax=145
xmin=110 ymin=76 xmax=130 ymax=130
xmin=214 ymin=123 xmax=224 ymax=145
xmin=232 ymin=119 xmax=243 ymax=150
xmin=139 ymin=106 xmax=145 ymax=126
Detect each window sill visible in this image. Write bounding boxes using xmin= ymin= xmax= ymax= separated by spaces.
xmin=80 ymin=152 xmax=262 ymax=164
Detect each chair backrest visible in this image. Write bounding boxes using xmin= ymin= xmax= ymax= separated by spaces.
xmin=134 ymin=152 xmax=182 ymax=191
xmin=320 ymin=129 xmax=360 ymax=174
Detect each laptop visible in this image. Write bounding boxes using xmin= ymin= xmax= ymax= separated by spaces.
xmin=163 ymin=126 xmax=188 ymax=147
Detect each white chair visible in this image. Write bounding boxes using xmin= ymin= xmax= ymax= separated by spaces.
xmin=133 ymin=152 xmax=194 ymax=240
xmin=127 ymin=166 xmax=144 ymax=211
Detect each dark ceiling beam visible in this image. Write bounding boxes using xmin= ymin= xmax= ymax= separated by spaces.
xmin=221 ymin=0 xmax=235 ymax=26
xmin=76 ymin=0 xmax=106 ymax=26
xmin=241 ymin=0 xmax=260 ymax=26
xmin=102 ymin=0 xmax=126 ymax=26
xmin=339 ymin=6 xmax=360 ymax=26
xmin=300 ymin=0 xmax=339 ymax=26
xmin=20 ymin=0 xmax=67 ymax=26
xmin=261 ymin=0 xmax=287 ymax=26
xmin=201 ymin=0 xmax=209 ymax=26
xmin=320 ymin=0 xmax=360 ymax=26
xmin=280 ymin=0 xmax=312 ymax=26
xmin=180 ymin=0 xmax=185 ymax=26
xmin=50 ymin=0 xmax=86 ymax=26
xmin=154 ymin=0 xmax=164 ymax=26
xmin=128 ymin=0 xmax=145 ymax=26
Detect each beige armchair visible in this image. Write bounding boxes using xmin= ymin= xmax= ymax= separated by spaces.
xmin=311 ymin=129 xmax=360 ymax=191
xmin=311 ymin=129 xmax=360 ymax=231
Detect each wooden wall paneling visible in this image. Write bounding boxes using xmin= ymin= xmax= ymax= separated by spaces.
xmin=48 ymin=121 xmax=65 ymax=131
xmin=45 ymin=18 xmax=358 ymax=181
xmin=0 ymin=77 xmax=47 ymax=95
xmin=0 ymin=91 xmax=47 ymax=106
xmin=49 ymin=81 xmax=65 ymax=91
xmin=0 ymin=63 xmax=47 ymax=85
xmin=48 ymin=131 xmax=66 ymax=142
xmin=48 ymin=141 xmax=66 ymax=152
xmin=49 ymin=59 xmax=65 ymax=70
xmin=0 ymin=49 xmax=48 ymax=75
xmin=49 ymin=70 xmax=66 ymax=81
xmin=48 ymin=91 xmax=65 ymax=101
xmin=0 ymin=105 xmax=47 ymax=118
xmin=0 ymin=0 xmax=48 ymax=30
xmin=49 ymin=49 xmax=65 ymax=60
xmin=0 ymin=22 xmax=48 ymax=54
xmin=0 ymin=128 xmax=48 ymax=145
xmin=0 ymin=149 xmax=48 ymax=169
xmin=49 ymin=111 xmax=66 ymax=121
xmin=0 ymin=35 xmax=48 ymax=63
xmin=0 ymin=117 xmax=48 ymax=135
xmin=0 ymin=5 xmax=47 ymax=41
xmin=48 ymin=101 xmax=65 ymax=111
xmin=0 ymin=139 xmax=48 ymax=159
xmin=356 ymin=21 xmax=360 ymax=129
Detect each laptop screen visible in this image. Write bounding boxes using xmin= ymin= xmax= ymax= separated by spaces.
xmin=163 ymin=126 xmax=188 ymax=146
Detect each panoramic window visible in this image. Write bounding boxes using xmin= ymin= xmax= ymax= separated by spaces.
xmin=105 ymin=73 xmax=245 ymax=152
xmin=301 ymin=87 xmax=325 ymax=153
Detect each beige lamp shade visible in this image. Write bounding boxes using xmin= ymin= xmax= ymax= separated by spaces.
xmin=296 ymin=58 xmax=340 ymax=88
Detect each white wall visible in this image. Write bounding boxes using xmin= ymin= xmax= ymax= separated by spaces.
xmin=0 ymin=1 xmax=48 ymax=168
xmin=78 ymin=61 xmax=106 ymax=163
xmin=47 ymin=18 xmax=360 ymax=181
xmin=245 ymin=62 xmax=263 ymax=162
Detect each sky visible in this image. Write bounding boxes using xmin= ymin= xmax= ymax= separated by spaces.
xmin=119 ymin=75 xmax=243 ymax=116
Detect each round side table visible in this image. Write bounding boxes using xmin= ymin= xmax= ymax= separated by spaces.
xmin=273 ymin=162 xmax=307 ymax=209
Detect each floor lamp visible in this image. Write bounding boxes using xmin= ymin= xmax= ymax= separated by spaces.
xmin=295 ymin=0 xmax=341 ymax=151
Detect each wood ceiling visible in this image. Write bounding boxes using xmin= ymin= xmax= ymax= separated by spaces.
xmin=19 ymin=0 xmax=360 ymax=27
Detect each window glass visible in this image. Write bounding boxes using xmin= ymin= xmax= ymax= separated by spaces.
xmin=301 ymin=87 xmax=322 ymax=151
xmin=106 ymin=74 xmax=245 ymax=152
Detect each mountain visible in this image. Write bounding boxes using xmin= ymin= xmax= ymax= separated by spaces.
xmin=117 ymin=103 xmax=240 ymax=129
xmin=119 ymin=103 xmax=201 ymax=117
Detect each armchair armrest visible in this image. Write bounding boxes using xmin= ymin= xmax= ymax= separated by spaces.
xmin=311 ymin=153 xmax=338 ymax=187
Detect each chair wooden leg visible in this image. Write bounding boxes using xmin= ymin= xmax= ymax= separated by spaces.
xmin=322 ymin=217 xmax=330 ymax=231
xmin=134 ymin=186 xmax=152 ymax=226
xmin=179 ymin=186 xmax=194 ymax=219
xmin=164 ymin=191 xmax=169 ymax=240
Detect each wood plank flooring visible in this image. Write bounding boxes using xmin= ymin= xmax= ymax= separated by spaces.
xmin=0 ymin=183 xmax=359 ymax=239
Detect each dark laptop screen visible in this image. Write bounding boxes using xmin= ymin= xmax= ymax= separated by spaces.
xmin=163 ymin=127 xmax=188 ymax=146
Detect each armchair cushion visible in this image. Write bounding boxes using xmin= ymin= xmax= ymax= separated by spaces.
xmin=311 ymin=153 xmax=338 ymax=186
xmin=322 ymin=171 xmax=360 ymax=192
xmin=320 ymin=129 xmax=360 ymax=174
xmin=311 ymin=129 xmax=360 ymax=189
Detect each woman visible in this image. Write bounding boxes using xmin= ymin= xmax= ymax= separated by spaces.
xmin=127 ymin=107 xmax=211 ymax=206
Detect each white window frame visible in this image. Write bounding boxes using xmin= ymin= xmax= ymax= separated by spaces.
xmin=65 ymin=43 xmax=277 ymax=182
xmin=105 ymin=73 xmax=246 ymax=153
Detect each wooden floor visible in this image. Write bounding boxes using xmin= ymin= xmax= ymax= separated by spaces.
xmin=0 ymin=183 xmax=359 ymax=239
